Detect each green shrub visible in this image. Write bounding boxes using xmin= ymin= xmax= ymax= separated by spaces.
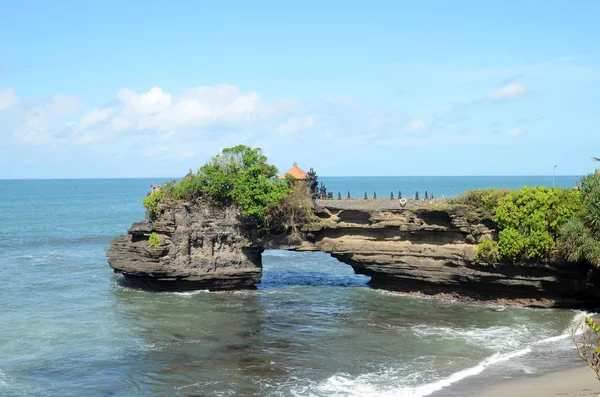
xmin=141 ymin=145 xmax=305 ymax=227
xmin=558 ymin=218 xmax=591 ymax=263
xmin=494 ymin=186 xmax=582 ymax=237
xmin=148 ymin=232 xmax=161 ymax=248
xmin=451 ymin=183 xmax=588 ymax=265
xmin=492 ymin=186 xmax=582 ymax=262
xmin=572 ymin=316 xmax=600 ymax=379
xmin=557 ymin=173 xmax=600 ymax=267
xmin=263 ymin=181 xmax=315 ymax=241
xmin=142 ymin=189 xmax=166 ymax=219
xmin=449 ymin=188 xmax=510 ymax=218
xmin=475 ymin=239 xmax=501 ymax=264
xmin=523 ymin=230 xmax=554 ymax=261
xmin=582 ymin=173 xmax=600 ymax=236
xmin=498 ymin=227 xmax=524 ymax=261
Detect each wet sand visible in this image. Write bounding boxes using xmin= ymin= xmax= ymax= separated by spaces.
xmin=458 ymin=365 xmax=599 ymax=397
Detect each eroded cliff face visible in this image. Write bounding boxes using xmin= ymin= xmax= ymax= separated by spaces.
xmin=107 ymin=200 xmax=599 ymax=307
xmin=107 ymin=203 xmax=263 ymax=291
xmin=299 ymin=203 xmax=597 ymax=307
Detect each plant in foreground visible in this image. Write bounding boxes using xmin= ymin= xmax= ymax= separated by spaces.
xmin=148 ymin=232 xmax=161 ymax=248
xmin=571 ymin=316 xmax=600 ymax=379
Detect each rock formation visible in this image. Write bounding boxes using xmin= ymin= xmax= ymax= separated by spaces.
xmin=107 ymin=199 xmax=599 ymax=307
xmin=107 ymin=203 xmax=263 ymax=291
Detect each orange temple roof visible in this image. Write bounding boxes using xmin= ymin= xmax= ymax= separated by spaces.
xmin=278 ymin=162 xmax=308 ymax=179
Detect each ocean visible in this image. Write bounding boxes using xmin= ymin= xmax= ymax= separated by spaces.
xmin=0 ymin=176 xmax=590 ymax=396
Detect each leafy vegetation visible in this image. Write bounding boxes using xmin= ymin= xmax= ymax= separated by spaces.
xmin=558 ymin=172 xmax=600 ymax=267
xmin=493 ymin=186 xmax=582 ymax=238
xmin=490 ymin=186 xmax=582 ymax=262
xmin=475 ymin=239 xmax=500 ymax=264
xmin=142 ymin=189 xmax=166 ymax=219
xmin=456 ymin=186 xmax=583 ymax=264
xmin=455 ymin=171 xmax=600 ymax=267
xmin=148 ymin=232 xmax=161 ymax=248
xmin=142 ymin=145 xmax=294 ymax=218
xmin=142 ymin=145 xmax=315 ymax=238
xmin=449 ymin=188 xmax=510 ymax=220
xmin=262 ymin=181 xmax=315 ymax=242
xmin=571 ymin=316 xmax=600 ymax=380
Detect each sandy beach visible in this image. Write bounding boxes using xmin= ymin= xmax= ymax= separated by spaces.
xmin=458 ymin=365 xmax=599 ymax=397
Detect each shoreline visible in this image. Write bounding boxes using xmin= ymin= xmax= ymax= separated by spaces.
xmin=454 ymin=365 xmax=599 ymax=397
xmin=384 ymin=289 xmax=557 ymax=308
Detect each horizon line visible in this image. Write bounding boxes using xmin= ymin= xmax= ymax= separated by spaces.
xmin=0 ymin=174 xmax=585 ymax=181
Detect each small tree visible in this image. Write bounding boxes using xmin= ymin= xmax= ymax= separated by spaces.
xmin=142 ymin=145 xmax=293 ymax=220
xmin=572 ymin=316 xmax=600 ymax=379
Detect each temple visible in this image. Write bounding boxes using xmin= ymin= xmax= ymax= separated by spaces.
xmin=278 ymin=162 xmax=308 ymax=179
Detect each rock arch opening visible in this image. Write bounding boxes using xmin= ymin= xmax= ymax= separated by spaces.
xmin=259 ymin=250 xmax=370 ymax=290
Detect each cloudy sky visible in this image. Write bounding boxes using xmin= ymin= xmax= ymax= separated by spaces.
xmin=1 ymin=0 xmax=599 ymax=178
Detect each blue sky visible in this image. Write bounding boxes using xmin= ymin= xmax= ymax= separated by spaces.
xmin=1 ymin=0 xmax=599 ymax=178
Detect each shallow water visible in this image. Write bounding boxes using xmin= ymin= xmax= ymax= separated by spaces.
xmin=0 ymin=177 xmax=586 ymax=396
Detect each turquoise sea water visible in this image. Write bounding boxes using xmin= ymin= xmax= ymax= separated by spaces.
xmin=0 ymin=176 xmax=589 ymax=396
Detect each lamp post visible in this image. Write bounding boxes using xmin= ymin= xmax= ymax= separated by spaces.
xmin=553 ymin=165 xmax=557 ymax=187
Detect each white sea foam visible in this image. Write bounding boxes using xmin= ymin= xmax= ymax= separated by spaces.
xmin=291 ymin=310 xmax=591 ymax=397
xmin=411 ymin=323 xmax=534 ymax=352
xmin=562 ymin=310 xmax=596 ymax=341
xmin=169 ymin=290 xmax=210 ymax=297
xmin=0 ymin=369 xmax=9 ymax=387
xmin=291 ymin=348 xmax=533 ymax=397
xmin=167 ymin=289 xmax=255 ymax=297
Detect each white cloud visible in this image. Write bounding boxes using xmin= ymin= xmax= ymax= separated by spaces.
xmin=506 ymin=127 xmax=524 ymax=137
xmin=23 ymin=94 xmax=82 ymax=128
xmin=407 ymin=119 xmax=427 ymax=132
xmin=138 ymin=131 xmax=253 ymax=160
xmin=21 ymin=94 xmax=83 ymax=145
xmin=107 ymin=84 xmax=297 ymax=133
xmin=78 ymin=107 xmax=113 ymax=131
xmin=3 ymin=83 xmax=304 ymax=151
xmin=117 ymin=86 xmax=172 ymax=116
xmin=0 ymin=88 xmax=18 ymax=111
xmin=275 ymin=116 xmax=316 ymax=135
xmin=488 ymin=82 xmax=525 ymax=100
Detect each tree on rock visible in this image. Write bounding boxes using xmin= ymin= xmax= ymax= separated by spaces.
xmin=142 ymin=146 xmax=313 ymax=236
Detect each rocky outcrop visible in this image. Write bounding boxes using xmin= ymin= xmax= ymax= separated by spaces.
xmin=107 ymin=203 xmax=263 ymax=291
xmin=107 ymin=199 xmax=599 ymax=307
xmin=298 ymin=202 xmax=597 ymax=307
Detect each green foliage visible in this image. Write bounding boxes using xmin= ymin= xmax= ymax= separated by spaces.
xmin=263 ymin=181 xmax=315 ymax=241
xmin=497 ymin=227 xmax=524 ymax=261
xmin=475 ymin=239 xmax=500 ymax=264
xmin=142 ymin=189 xmax=166 ymax=219
xmin=142 ymin=145 xmax=299 ymax=222
xmin=558 ymin=218 xmax=600 ymax=265
xmin=493 ymin=186 xmax=582 ymax=237
xmin=572 ymin=316 xmax=600 ymax=379
xmin=449 ymin=188 xmax=510 ymax=219
xmin=491 ymin=186 xmax=583 ymax=262
xmin=558 ymin=173 xmax=600 ymax=267
xmin=148 ymin=232 xmax=160 ymax=248
xmin=465 ymin=185 xmax=583 ymax=263
xmin=522 ymin=229 xmax=554 ymax=261
xmin=581 ymin=173 xmax=600 ymax=236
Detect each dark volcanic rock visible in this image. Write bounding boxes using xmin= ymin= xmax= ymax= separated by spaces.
xmin=107 ymin=198 xmax=600 ymax=307
xmin=107 ymin=203 xmax=263 ymax=291
xmin=304 ymin=203 xmax=599 ymax=307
